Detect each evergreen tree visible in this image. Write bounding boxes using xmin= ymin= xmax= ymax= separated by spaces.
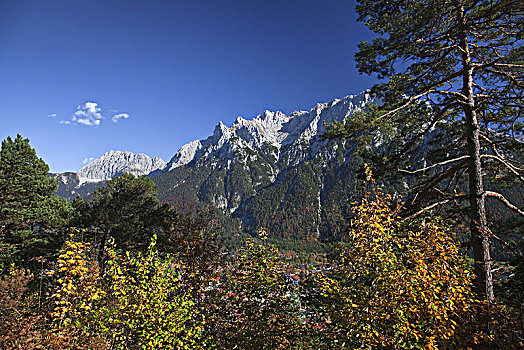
xmin=0 ymin=134 xmax=70 ymax=270
xmin=72 ymin=173 xmax=173 ymax=261
xmin=326 ymin=0 xmax=523 ymax=302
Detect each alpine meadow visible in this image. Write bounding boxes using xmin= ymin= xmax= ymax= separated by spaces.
xmin=1 ymin=0 xmax=523 ymax=349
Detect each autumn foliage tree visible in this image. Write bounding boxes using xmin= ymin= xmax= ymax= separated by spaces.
xmin=318 ymin=170 xmax=479 ymax=349
xmin=49 ymin=233 xmax=207 ymax=349
xmin=210 ymin=229 xmax=306 ymax=349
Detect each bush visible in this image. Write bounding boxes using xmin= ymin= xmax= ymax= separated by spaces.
xmin=50 ymin=233 xmax=206 ymax=349
xmin=318 ymin=178 xmax=478 ymax=349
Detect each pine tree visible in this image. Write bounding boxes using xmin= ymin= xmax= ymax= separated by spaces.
xmin=73 ymin=173 xmax=173 ymax=262
xmin=0 ymin=134 xmax=70 ymax=270
xmin=326 ymin=0 xmax=523 ymax=302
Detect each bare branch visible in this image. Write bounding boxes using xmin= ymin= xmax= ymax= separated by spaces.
xmin=481 ymin=154 xmax=524 ymax=183
xmin=377 ymin=90 xmax=433 ymax=120
xmin=493 ymin=62 xmax=524 ymax=69
xmin=435 ymin=90 xmax=467 ymax=101
xmin=485 ymin=191 xmax=524 ymax=217
xmin=378 ymin=68 xmax=468 ymax=121
xmin=389 ymin=101 xmax=460 ymax=171
xmin=400 ymin=199 xmax=452 ymax=223
xmin=399 ymin=191 xmax=469 ymax=223
xmin=480 ymin=133 xmax=524 ymax=170
xmin=409 ymin=159 xmax=470 ymax=208
xmin=398 ymin=155 xmax=470 ymax=175
xmin=486 ymin=228 xmax=522 ymax=258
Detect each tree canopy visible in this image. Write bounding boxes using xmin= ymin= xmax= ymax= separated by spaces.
xmin=326 ymin=0 xmax=523 ymax=302
xmin=319 ymin=172 xmax=477 ymax=348
xmin=0 ymin=134 xmax=70 ymax=270
xmin=71 ymin=173 xmax=173 ymax=263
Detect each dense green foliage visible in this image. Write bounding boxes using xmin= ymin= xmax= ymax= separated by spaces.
xmin=0 ymin=134 xmax=70 ymax=271
xmin=0 ymin=142 xmax=522 ymax=348
xmin=153 ymin=138 xmax=380 ymax=251
xmin=70 ymin=173 xmax=174 ymax=262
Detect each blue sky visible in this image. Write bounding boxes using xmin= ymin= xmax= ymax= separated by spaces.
xmin=0 ymin=0 xmax=376 ymax=172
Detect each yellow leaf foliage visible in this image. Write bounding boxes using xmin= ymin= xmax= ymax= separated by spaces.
xmin=51 ymin=233 xmax=104 ymax=330
xmin=319 ymin=175 xmax=475 ymax=349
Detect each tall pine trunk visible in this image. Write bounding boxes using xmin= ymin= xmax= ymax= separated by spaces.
xmin=459 ymin=5 xmax=494 ymax=302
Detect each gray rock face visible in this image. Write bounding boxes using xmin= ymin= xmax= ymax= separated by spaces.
xmin=77 ymin=150 xmax=166 ymax=184
xmin=164 ymin=91 xmax=374 ymax=171
xmin=153 ymin=91 xmax=379 ymax=240
xmin=52 ymin=172 xmax=103 ymax=201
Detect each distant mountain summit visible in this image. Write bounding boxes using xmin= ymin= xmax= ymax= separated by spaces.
xmin=52 ymin=91 xmax=522 ymax=248
xmin=78 ymin=150 xmax=166 ymax=184
xmin=152 ymin=91 xmax=378 ymax=242
xmin=53 ymin=151 xmax=165 ymax=200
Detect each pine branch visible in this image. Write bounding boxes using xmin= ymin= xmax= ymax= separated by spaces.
xmin=389 ymin=101 xmax=460 ymax=170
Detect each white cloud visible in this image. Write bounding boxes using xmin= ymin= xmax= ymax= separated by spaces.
xmin=112 ymin=113 xmax=130 ymax=123
xmin=56 ymin=101 xmax=128 ymax=127
xmin=82 ymin=157 xmax=94 ymax=164
xmin=70 ymin=102 xmax=103 ymax=126
xmin=75 ymin=117 xmax=101 ymax=126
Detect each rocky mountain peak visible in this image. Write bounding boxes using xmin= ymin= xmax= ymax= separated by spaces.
xmin=77 ymin=150 xmax=166 ymax=184
xmin=163 ymin=91 xmax=373 ymax=172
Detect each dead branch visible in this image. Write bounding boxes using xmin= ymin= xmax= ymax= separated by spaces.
xmin=480 ymin=133 xmax=524 ymax=169
xmin=400 ymin=192 xmax=469 ymax=223
xmin=434 ymin=90 xmax=467 ymax=101
xmin=409 ymin=159 xmax=469 ymax=208
xmin=377 ymin=90 xmax=434 ymax=120
xmin=389 ymin=101 xmax=460 ymax=171
xmin=485 ymin=190 xmax=524 ymax=217
xmin=398 ymin=155 xmax=470 ymax=174
xmin=481 ymin=154 xmax=524 ymax=183
xmin=400 ymin=199 xmax=452 ymax=223
xmin=486 ymin=227 xmax=522 ymax=258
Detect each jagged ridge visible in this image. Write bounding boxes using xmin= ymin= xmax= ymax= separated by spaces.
xmin=77 ymin=150 xmax=166 ymax=184
xmin=165 ymin=91 xmax=373 ymax=171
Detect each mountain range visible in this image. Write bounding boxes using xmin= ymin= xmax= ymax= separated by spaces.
xmin=54 ymin=151 xmax=166 ymax=200
xmin=51 ymin=90 xmax=523 ymax=251
xmin=54 ymin=91 xmax=379 ymax=243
